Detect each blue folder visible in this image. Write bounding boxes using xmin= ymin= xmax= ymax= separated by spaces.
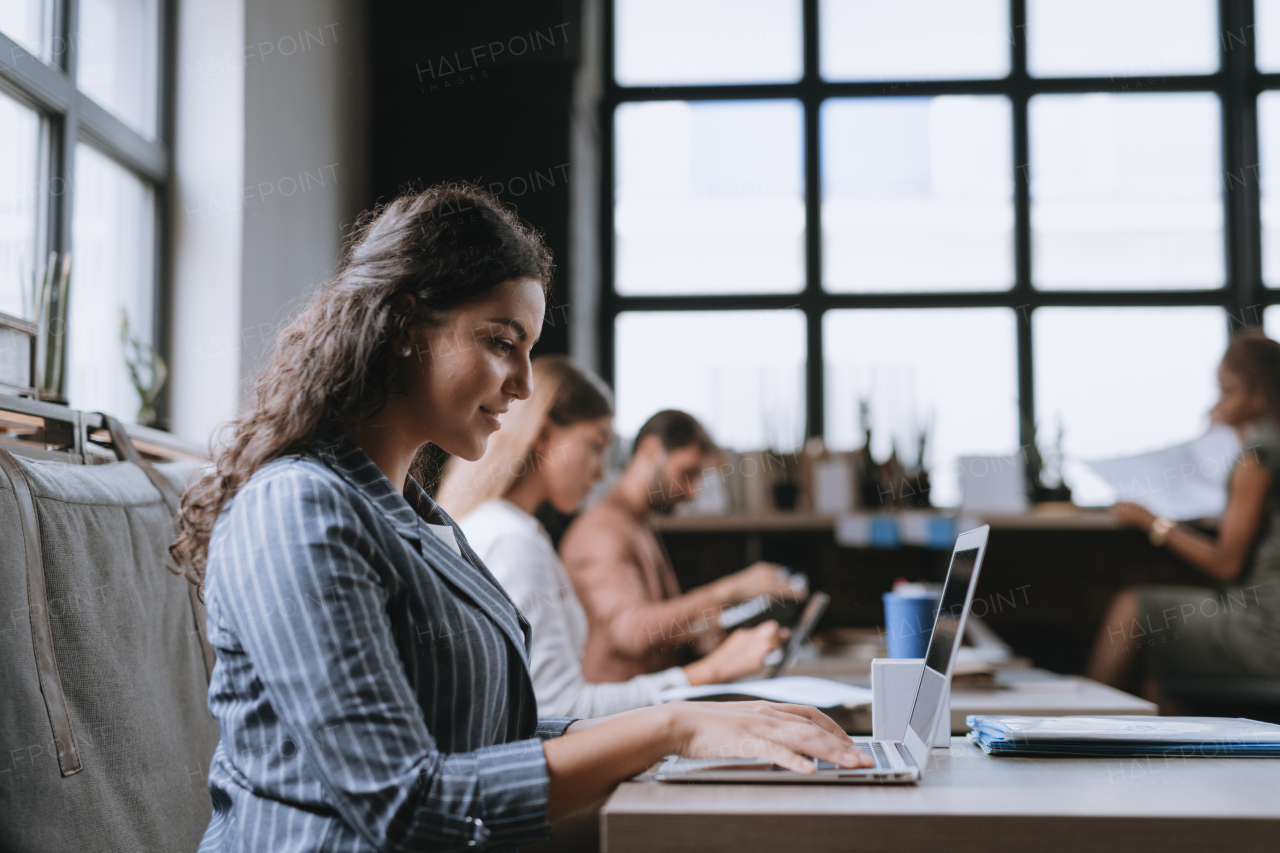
xmin=967 ymin=715 xmax=1280 ymax=758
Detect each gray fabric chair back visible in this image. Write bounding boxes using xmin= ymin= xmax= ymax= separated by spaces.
xmin=0 ymin=446 xmax=218 ymax=852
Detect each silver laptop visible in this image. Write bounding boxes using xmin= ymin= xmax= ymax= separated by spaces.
xmin=652 ymin=525 xmax=990 ymax=785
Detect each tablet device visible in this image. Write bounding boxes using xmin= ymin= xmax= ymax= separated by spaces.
xmin=769 ymin=591 xmax=830 ymax=678
xmin=718 ymin=571 xmax=809 ymax=631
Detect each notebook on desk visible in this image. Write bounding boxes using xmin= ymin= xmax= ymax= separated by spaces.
xmin=967 ymin=715 xmax=1280 ymax=757
xmin=653 ymin=525 xmax=990 ymax=785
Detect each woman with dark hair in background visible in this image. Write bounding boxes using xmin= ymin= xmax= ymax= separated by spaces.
xmin=1087 ymin=328 xmax=1280 ymax=696
xmin=173 ymin=184 xmax=869 ymax=853
xmin=437 ymin=356 xmax=784 ymax=718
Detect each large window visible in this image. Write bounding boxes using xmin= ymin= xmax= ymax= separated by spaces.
xmin=604 ymin=0 xmax=1273 ymax=507
xmin=0 ymin=0 xmax=167 ymax=422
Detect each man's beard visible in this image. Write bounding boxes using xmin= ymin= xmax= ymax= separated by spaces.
xmin=646 ymin=472 xmax=685 ymax=514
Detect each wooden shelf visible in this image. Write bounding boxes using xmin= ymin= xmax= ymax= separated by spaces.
xmin=653 ymin=508 xmax=1121 ymax=534
xmin=653 ymin=513 xmax=837 ymax=533
xmin=980 ymin=512 xmax=1120 ymax=531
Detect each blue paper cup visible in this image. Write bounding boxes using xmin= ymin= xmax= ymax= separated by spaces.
xmin=882 ymin=591 xmax=941 ymax=659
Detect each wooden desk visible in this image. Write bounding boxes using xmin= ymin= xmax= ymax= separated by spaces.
xmin=601 ymin=738 xmax=1280 ymax=853
xmin=783 ymin=658 xmax=1158 ymax=733
xmin=946 ymin=673 xmax=1157 ymax=732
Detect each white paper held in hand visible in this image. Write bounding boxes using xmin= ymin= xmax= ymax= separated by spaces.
xmin=1083 ymin=426 xmax=1241 ymax=520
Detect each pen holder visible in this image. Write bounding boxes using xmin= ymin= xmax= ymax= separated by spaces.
xmin=871 ymin=658 xmax=950 ymax=748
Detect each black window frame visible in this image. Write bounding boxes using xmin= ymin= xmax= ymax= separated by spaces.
xmin=0 ymin=0 xmax=174 ymax=411
xmin=599 ymin=0 xmax=1274 ymax=453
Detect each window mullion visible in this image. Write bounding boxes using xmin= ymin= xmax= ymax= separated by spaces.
xmin=1011 ymin=0 xmax=1036 ymax=453
xmin=802 ymin=0 xmax=823 ymax=439
xmin=52 ymin=0 xmax=79 ymax=307
xmin=1221 ymin=0 xmax=1263 ymax=325
xmin=599 ymin=0 xmax=619 ymax=389
xmin=76 ymin=94 xmax=168 ymax=182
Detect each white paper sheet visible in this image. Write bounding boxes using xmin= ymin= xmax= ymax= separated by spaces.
xmin=1082 ymin=426 xmax=1241 ymax=520
xmin=659 ymin=676 xmax=873 ymax=709
xmin=959 ymin=454 xmax=1028 ymax=514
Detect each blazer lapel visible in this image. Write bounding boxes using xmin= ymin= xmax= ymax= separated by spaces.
xmin=410 ymin=489 xmax=532 ymax=663
xmin=313 ymin=433 xmax=423 ymax=544
xmin=312 ymin=433 xmax=531 ymax=662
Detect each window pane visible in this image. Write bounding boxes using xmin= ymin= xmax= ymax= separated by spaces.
xmin=823 ymin=96 xmax=1012 ymax=293
xmin=0 ymin=0 xmax=55 ymax=60
xmin=615 ymin=101 xmax=803 ymax=295
xmin=1255 ymin=0 xmax=1280 ymax=72
xmin=77 ymin=0 xmax=160 ymax=137
xmin=1266 ymin=306 xmax=1280 ymax=338
xmin=68 ymin=144 xmax=155 ymax=420
xmin=614 ymin=311 xmax=806 ymax=451
xmin=819 ymin=0 xmax=1010 ymax=81
xmin=1029 ymin=93 xmax=1223 ymax=290
xmin=0 ymin=92 xmax=42 ymax=320
xmin=1034 ymin=307 xmax=1226 ymax=505
xmin=1258 ymin=92 xmax=1280 ymax=287
xmin=615 ymin=0 xmax=801 ymax=86
xmin=1027 ymin=0 xmax=1219 ymax=77
xmin=824 ymin=309 xmax=1018 ymax=508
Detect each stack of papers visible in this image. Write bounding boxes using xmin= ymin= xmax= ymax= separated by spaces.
xmin=967 ymin=715 xmax=1280 ymax=757
xmin=659 ymin=676 xmax=873 ymax=709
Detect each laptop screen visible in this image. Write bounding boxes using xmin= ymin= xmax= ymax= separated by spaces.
xmin=906 ymin=547 xmax=980 ymax=742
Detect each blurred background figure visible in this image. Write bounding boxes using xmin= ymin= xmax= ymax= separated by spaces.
xmin=559 ymin=409 xmax=801 ymax=683
xmin=1088 ymin=329 xmax=1280 ymax=699
xmin=438 ymin=359 xmax=784 ymax=716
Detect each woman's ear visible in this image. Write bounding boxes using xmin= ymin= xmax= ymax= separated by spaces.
xmin=532 ymin=420 xmax=556 ymax=457
xmin=390 ymin=293 xmax=419 ymax=359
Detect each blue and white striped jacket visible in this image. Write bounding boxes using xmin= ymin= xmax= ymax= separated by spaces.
xmin=198 ymin=431 xmax=575 ymax=852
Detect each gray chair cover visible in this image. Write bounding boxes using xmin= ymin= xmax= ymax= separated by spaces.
xmin=0 ymin=447 xmax=218 ymax=852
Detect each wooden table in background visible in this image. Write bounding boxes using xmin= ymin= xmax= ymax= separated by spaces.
xmin=783 ymin=652 xmax=1157 ymax=733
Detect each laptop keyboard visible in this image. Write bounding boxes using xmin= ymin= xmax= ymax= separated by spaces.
xmin=815 ymin=741 xmax=888 ymax=771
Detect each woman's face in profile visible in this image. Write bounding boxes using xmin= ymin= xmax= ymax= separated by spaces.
xmin=536 ymin=416 xmax=614 ymax=514
xmin=1213 ymin=363 xmax=1266 ymax=428
xmin=405 ymin=277 xmax=546 ymax=461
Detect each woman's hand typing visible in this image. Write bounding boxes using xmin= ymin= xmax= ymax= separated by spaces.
xmin=665 ymin=701 xmax=872 ymax=774
xmin=544 ymin=700 xmax=871 ymax=819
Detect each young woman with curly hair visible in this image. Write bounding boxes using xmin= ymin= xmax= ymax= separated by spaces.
xmin=172 ymin=184 xmax=869 ymax=852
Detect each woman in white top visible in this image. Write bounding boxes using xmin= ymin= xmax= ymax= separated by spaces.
xmin=437 ymin=356 xmax=783 ymax=717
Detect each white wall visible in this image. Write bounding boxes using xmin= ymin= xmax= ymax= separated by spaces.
xmin=168 ymin=0 xmax=367 ymax=446
xmin=169 ymin=0 xmax=246 ymax=446
xmin=239 ymin=0 xmax=368 ymax=384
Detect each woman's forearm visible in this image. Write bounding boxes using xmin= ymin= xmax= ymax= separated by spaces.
xmin=606 ymin=586 xmax=726 ymax=657
xmin=544 ymin=702 xmax=872 ymax=821
xmin=1165 ymin=525 xmax=1244 ymax=582
xmin=1163 ymin=458 xmax=1270 ymax=583
xmin=542 ymin=706 xmax=681 ymax=820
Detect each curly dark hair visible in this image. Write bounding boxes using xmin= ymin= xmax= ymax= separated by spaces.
xmin=1222 ymin=327 xmax=1280 ymax=424
xmin=170 ymin=184 xmax=552 ymax=591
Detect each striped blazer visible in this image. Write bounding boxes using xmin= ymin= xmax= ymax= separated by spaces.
xmin=198 ymin=431 xmax=575 ymax=853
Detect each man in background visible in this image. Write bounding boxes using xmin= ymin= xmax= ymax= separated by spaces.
xmin=560 ymin=410 xmax=798 ymax=682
